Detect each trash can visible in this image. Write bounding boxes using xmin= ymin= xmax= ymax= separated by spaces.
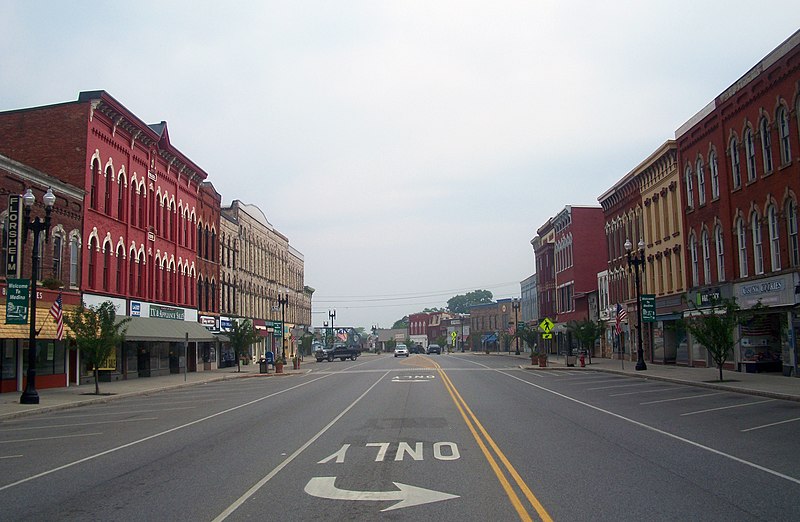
xmin=259 ymin=358 xmax=268 ymax=373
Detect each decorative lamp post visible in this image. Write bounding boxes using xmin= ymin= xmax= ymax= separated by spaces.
xmin=277 ymin=293 xmax=289 ymax=361
xmin=323 ymin=321 xmax=329 ymax=349
xmin=512 ymin=298 xmax=521 ymax=355
xmin=20 ymin=188 xmax=56 ymax=405
xmin=624 ymin=238 xmax=648 ymax=371
xmin=328 ymin=309 xmax=336 ymax=345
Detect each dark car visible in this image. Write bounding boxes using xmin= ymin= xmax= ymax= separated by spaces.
xmin=409 ymin=344 xmax=424 ymax=354
xmin=427 ymin=344 xmax=442 ymax=355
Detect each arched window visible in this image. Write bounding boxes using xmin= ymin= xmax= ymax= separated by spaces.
xmin=197 ymin=224 xmax=203 ymax=257
xmin=689 ymin=233 xmax=699 ymax=288
xmin=138 ymin=190 xmax=145 ymax=227
xmin=211 ymin=280 xmax=217 ymax=312
xmin=701 ymin=230 xmax=711 ymax=284
xmin=104 ymin=166 xmax=113 ymax=215
xmin=102 ymin=244 xmax=111 ymax=291
xmin=767 ymin=205 xmax=781 ymax=272
xmin=197 ymin=278 xmax=204 ymax=311
xmin=788 ymin=199 xmax=799 ymax=267
xmin=696 ymin=158 xmax=706 ymax=205
xmin=69 ymin=236 xmax=80 ymax=287
xmin=730 ymin=137 xmax=741 ymax=188
xmin=751 ymin=212 xmax=763 ymax=275
xmin=117 ymin=176 xmax=126 ymax=222
xmin=116 ymin=245 xmax=123 ymax=292
xmin=137 ymin=255 xmax=144 ymax=297
xmin=685 ymin=166 xmax=694 ymax=208
xmin=90 ymin=159 xmax=100 ymax=209
xmin=88 ymin=238 xmax=97 ymax=288
xmin=211 ymin=230 xmax=217 ymax=262
xmin=130 ymin=186 xmax=138 ymax=228
xmin=778 ymin=106 xmax=791 ymax=165
xmin=715 ymin=224 xmax=725 ymax=282
xmin=737 ymin=218 xmax=748 ymax=278
xmin=129 ymin=253 xmax=137 ymax=297
xmin=51 ymin=233 xmax=64 ymax=282
xmin=760 ymin=117 xmax=773 ymax=174
xmin=744 ymin=128 xmax=757 ymax=182
xmin=709 ymin=150 xmax=720 ymax=199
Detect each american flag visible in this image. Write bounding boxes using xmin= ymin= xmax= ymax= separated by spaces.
xmin=49 ymin=292 xmax=64 ymax=341
xmin=615 ymin=303 xmax=628 ymax=335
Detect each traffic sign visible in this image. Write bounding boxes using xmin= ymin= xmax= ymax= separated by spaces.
xmin=542 ymin=333 xmax=553 ymax=339
xmin=539 ymin=317 xmax=554 ymax=333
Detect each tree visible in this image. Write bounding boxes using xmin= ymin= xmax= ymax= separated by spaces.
xmin=64 ymin=301 xmax=131 ymax=395
xmin=392 ymin=316 xmax=408 ymax=329
xmin=566 ymin=319 xmax=604 ymax=358
xmin=683 ymin=298 xmax=743 ymax=382
xmin=228 ymin=319 xmax=262 ymax=371
xmin=447 ymin=290 xmax=493 ymax=313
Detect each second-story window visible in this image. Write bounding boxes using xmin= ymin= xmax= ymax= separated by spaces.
xmin=760 ymin=117 xmax=773 ymax=174
xmin=730 ymin=137 xmax=741 ymax=188
xmin=752 ymin=212 xmax=764 ymax=275
xmin=737 ymin=218 xmax=748 ymax=278
xmin=744 ymin=128 xmax=757 ymax=182
xmin=788 ymin=199 xmax=800 ymax=267
xmin=709 ymin=150 xmax=719 ymax=199
xmin=768 ymin=205 xmax=780 ymax=272
xmin=715 ymin=225 xmax=725 ymax=282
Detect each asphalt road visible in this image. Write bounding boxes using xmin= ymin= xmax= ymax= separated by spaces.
xmin=1 ymin=353 xmax=798 ymax=521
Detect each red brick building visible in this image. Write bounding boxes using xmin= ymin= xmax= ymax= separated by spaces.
xmin=1 ymin=154 xmax=84 ymax=391
xmin=676 ymin=29 xmax=800 ymax=374
xmin=0 ymin=91 xmax=218 ymax=380
xmin=531 ymin=219 xmax=556 ymax=353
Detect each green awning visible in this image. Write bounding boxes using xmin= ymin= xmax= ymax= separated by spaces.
xmin=119 ymin=316 xmax=218 ymax=342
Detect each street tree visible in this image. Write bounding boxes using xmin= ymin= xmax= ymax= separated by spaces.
xmin=392 ymin=316 xmax=408 ymax=329
xmin=228 ymin=319 xmax=262 ymax=372
xmin=683 ymin=298 xmax=744 ymax=382
xmin=64 ymin=301 xmax=131 ymax=395
xmin=566 ymin=319 xmax=604 ymax=359
xmin=515 ymin=324 xmax=540 ymax=355
xmin=447 ymin=290 xmax=493 ymax=313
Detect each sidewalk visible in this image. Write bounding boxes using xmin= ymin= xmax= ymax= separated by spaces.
xmin=514 ymin=352 xmax=800 ymax=402
xmin=0 ymin=362 xmax=309 ymax=420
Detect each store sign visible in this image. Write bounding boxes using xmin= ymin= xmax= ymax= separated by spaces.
xmin=200 ymin=315 xmax=218 ymax=332
xmin=220 ymin=318 xmax=232 ymax=331
xmin=5 ymin=195 xmax=22 ymax=278
xmin=736 ymin=275 xmax=793 ymax=308
xmin=641 ymin=294 xmax=656 ymax=322
xmin=697 ymin=287 xmax=722 ymax=306
xmin=150 ymin=304 xmax=185 ymax=321
xmin=5 ymin=278 xmax=29 ymax=325
xmin=740 ymin=279 xmax=784 ymax=296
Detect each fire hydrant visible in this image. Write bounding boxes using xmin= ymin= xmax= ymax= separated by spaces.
xmin=579 ymin=353 xmax=586 ymax=367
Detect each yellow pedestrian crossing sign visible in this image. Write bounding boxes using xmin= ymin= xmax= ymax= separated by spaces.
xmin=539 ymin=317 xmax=554 ymax=334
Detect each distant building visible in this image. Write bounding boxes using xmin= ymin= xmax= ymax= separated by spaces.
xmin=520 ymin=274 xmax=538 ymax=326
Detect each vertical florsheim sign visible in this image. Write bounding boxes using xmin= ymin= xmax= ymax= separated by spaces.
xmin=6 ymin=194 xmax=22 ymax=279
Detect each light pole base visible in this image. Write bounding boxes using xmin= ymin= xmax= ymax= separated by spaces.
xmin=20 ymin=389 xmax=39 ymax=404
xmin=635 ymin=360 xmax=647 ymax=371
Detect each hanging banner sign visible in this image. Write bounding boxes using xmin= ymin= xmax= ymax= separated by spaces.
xmin=6 ymin=278 xmax=29 ymax=325
xmin=6 ymin=195 xmax=22 ymax=278
xmin=641 ymin=294 xmax=657 ymax=322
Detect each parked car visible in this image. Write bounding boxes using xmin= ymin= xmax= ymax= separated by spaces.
xmin=409 ymin=344 xmax=424 ymax=354
xmin=394 ymin=344 xmax=409 ymax=357
xmin=427 ymin=344 xmax=442 ymax=355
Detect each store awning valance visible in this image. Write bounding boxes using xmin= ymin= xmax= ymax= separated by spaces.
xmin=120 ymin=316 xmax=218 ymax=342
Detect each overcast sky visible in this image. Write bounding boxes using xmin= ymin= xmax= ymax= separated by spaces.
xmin=2 ymin=1 xmax=799 ymax=329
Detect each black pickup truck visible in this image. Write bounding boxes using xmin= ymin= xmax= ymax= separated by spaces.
xmin=315 ymin=343 xmax=360 ymax=362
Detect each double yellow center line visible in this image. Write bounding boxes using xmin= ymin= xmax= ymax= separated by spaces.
xmin=433 ymin=361 xmax=553 ymax=522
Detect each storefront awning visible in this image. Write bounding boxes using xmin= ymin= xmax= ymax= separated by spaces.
xmin=120 ymin=316 xmax=218 ymax=342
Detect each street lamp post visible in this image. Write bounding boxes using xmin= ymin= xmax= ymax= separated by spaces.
xmin=512 ymin=298 xmax=521 ymax=355
xmin=323 ymin=321 xmax=329 ymax=349
xmin=277 ymin=293 xmax=289 ymax=361
xmin=625 ymin=238 xmax=648 ymax=371
xmin=328 ymin=309 xmax=336 ymax=345
xmin=20 ymin=188 xmax=56 ymax=405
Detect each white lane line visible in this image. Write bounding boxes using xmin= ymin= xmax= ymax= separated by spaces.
xmin=609 ymin=387 xmax=676 ymax=397
xmin=641 ymin=392 xmax=724 ymax=405
xmin=212 ymin=371 xmax=389 ymax=521
xmin=2 ymin=407 xmax=195 ymax=422
xmin=499 ymin=371 xmax=800 ymax=486
xmin=0 ymin=455 xmax=23 ymax=459
xmin=0 ymin=373 xmax=333 ymax=493
xmin=587 ymin=383 xmax=652 ymax=391
xmin=680 ymin=399 xmax=775 ymax=416
xmin=0 ymin=418 xmax=158 ymax=432
xmin=567 ymin=378 xmax=625 ymax=385
xmin=0 ymin=433 xmax=103 ymax=444
xmin=741 ymin=417 xmax=800 ymax=433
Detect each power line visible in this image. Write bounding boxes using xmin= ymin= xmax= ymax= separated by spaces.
xmin=313 ymin=281 xmax=519 ymax=303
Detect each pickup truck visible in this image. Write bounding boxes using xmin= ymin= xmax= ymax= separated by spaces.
xmin=316 ymin=343 xmax=361 ymax=362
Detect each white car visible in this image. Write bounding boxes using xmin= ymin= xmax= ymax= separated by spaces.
xmin=394 ymin=344 xmax=409 ymax=357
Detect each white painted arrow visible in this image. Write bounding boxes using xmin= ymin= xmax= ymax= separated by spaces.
xmin=304 ymin=476 xmax=459 ymax=512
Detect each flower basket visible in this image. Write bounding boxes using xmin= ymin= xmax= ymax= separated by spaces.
xmin=537 ymin=354 xmax=548 ymax=368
